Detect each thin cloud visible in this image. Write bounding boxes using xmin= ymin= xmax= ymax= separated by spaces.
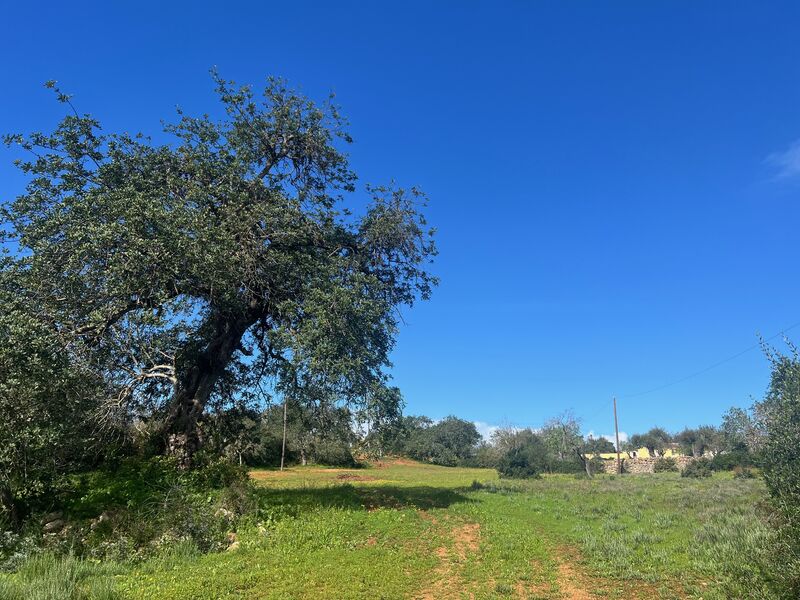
xmin=766 ymin=139 xmax=800 ymax=180
xmin=587 ymin=430 xmax=628 ymax=445
xmin=473 ymin=421 xmax=500 ymax=441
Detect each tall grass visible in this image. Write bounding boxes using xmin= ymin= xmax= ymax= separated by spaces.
xmin=0 ymin=553 xmax=122 ymax=600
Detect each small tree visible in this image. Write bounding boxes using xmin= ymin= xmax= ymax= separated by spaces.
xmin=628 ymin=427 xmax=672 ymax=457
xmin=540 ymin=412 xmax=582 ymax=461
xmin=405 ymin=416 xmax=481 ymax=466
xmin=676 ymin=426 xmax=722 ymax=457
xmin=757 ymin=344 xmax=800 ymax=596
xmin=496 ymin=430 xmax=547 ymax=479
xmin=721 ymin=406 xmax=762 ymax=453
xmin=584 ymin=435 xmax=615 ymax=454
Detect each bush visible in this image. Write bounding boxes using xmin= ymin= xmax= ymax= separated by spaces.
xmin=0 ymin=289 xmax=109 ymax=527
xmin=545 ymin=458 xmax=585 ymax=475
xmin=185 ymin=456 xmax=250 ymax=489
xmin=682 ymin=458 xmax=713 ymax=478
xmin=311 ymin=439 xmax=359 ymax=468
xmin=709 ymin=450 xmax=757 ymax=472
xmin=653 ymin=457 xmax=679 ymax=473
xmin=497 ymin=433 xmax=547 ymax=479
xmin=758 ymin=349 xmax=800 ymax=596
xmin=733 ymin=466 xmax=756 ymax=480
xmin=404 ymin=417 xmax=481 ymax=467
xmin=1 ymin=456 xmax=256 ymax=565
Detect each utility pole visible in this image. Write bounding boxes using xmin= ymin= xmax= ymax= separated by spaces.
xmin=613 ymin=396 xmax=621 ymax=474
xmin=280 ymin=396 xmax=289 ymax=471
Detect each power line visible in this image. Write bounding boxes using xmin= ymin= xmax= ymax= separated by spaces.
xmin=619 ymin=319 xmax=800 ymax=399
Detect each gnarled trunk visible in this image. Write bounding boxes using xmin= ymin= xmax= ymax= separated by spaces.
xmin=163 ymin=308 xmax=259 ymax=467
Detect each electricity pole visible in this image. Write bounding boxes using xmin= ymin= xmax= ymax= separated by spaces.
xmin=613 ymin=396 xmax=621 ymax=474
xmin=280 ymin=396 xmax=289 ymax=471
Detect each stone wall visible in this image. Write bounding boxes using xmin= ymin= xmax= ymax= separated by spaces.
xmin=598 ymin=456 xmax=695 ymax=474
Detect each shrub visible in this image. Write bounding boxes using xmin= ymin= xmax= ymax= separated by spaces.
xmin=545 ymin=458 xmax=585 ymax=475
xmin=758 ymin=348 xmax=800 ymax=596
xmin=185 ymin=456 xmax=250 ymax=489
xmin=18 ymin=456 xmax=256 ymax=564
xmin=653 ymin=457 xmax=679 ymax=473
xmin=311 ymin=439 xmax=359 ymax=468
xmin=0 ymin=288 xmax=109 ymax=527
xmin=733 ymin=466 xmax=756 ymax=480
xmin=709 ymin=450 xmax=757 ymax=472
xmin=682 ymin=458 xmax=713 ymax=478
xmin=404 ymin=417 xmax=481 ymax=467
xmin=497 ymin=433 xmax=547 ymax=479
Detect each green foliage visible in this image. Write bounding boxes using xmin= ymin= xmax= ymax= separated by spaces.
xmin=676 ymin=425 xmax=722 ymax=457
xmin=733 ymin=466 xmax=756 ymax=480
xmin=721 ymin=406 xmax=763 ymax=453
xmin=583 ymin=436 xmax=615 ymax=453
xmin=467 ymin=442 xmax=503 ymax=469
xmin=2 ymin=74 xmax=436 ymax=465
xmin=653 ymin=457 xmax=679 ymax=473
xmin=0 ymin=456 xmax=255 ymax=565
xmin=403 ymin=416 xmax=481 ymax=467
xmin=496 ymin=430 xmax=547 ymax=478
xmin=0 ymin=271 xmax=109 ymax=526
xmin=357 ymin=385 xmax=405 ymax=459
xmin=628 ymin=427 xmax=672 ymax=456
xmin=709 ymin=450 xmax=757 ymax=471
xmin=758 ymin=345 xmax=800 ymax=596
xmin=538 ymin=412 xmax=582 ymax=462
xmin=0 ymin=552 xmax=123 ymax=600
xmin=682 ymin=458 xmax=713 ymax=478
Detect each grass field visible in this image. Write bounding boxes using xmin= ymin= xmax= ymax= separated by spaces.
xmin=1 ymin=459 xmax=776 ymax=599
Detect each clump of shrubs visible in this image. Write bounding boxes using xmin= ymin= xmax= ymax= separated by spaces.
xmin=653 ymin=457 xmax=679 ymax=473
xmin=0 ymin=456 xmax=258 ymax=569
xmin=497 ymin=446 xmax=543 ymax=479
xmin=681 ymin=458 xmax=713 ymax=478
xmin=733 ymin=466 xmax=756 ymax=480
xmin=709 ymin=450 xmax=757 ymax=472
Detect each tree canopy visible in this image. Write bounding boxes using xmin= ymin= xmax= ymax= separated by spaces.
xmin=1 ymin=74 xmax=436 ymax=466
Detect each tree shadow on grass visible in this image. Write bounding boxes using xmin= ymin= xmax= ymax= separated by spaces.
xmin=253 ymin=484 xmax=473 ymax=516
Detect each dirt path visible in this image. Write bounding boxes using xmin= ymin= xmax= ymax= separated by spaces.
xmin=511 ymin=554 xmax=595 ymax=600
xmin=416 ymin=522 xmax=481 ymax=599
xmin=554 ymin=559 xmax=594 ymax=600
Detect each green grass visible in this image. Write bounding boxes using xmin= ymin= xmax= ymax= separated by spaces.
xmin=1 ymin=460 xmax=778 ymax=599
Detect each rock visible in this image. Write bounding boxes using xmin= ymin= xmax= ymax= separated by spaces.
xmin=224 ymin=531 xmax=240 ymax=552
xmin=215 ymin=507 xmax=234 ymax=520
xmin=43 ymin=519 xmax=64 ymax=533
xmin=90 ymin=511 xmax=111 ymax=530
xmin=41 ymin=511 xmax=62 ymax=524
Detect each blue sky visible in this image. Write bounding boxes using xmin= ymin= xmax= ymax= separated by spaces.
xmin=2 ymin=1 xmax=799 ymax=439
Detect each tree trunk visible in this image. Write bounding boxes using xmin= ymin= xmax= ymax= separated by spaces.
xmin=576 ymin=448 xmax=593 ymax=478
xmin=0 ymin=486 xmax=20 ymax=531
xmin=163 ymin=308 xmax=259 ymax=468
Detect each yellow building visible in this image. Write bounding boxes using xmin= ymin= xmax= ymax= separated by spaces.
xmin=587 ymin=445 xmax=683 ymax=460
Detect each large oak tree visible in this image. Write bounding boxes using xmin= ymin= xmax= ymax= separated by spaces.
xmin=2 ymin=74 xmax=436 ymax=465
